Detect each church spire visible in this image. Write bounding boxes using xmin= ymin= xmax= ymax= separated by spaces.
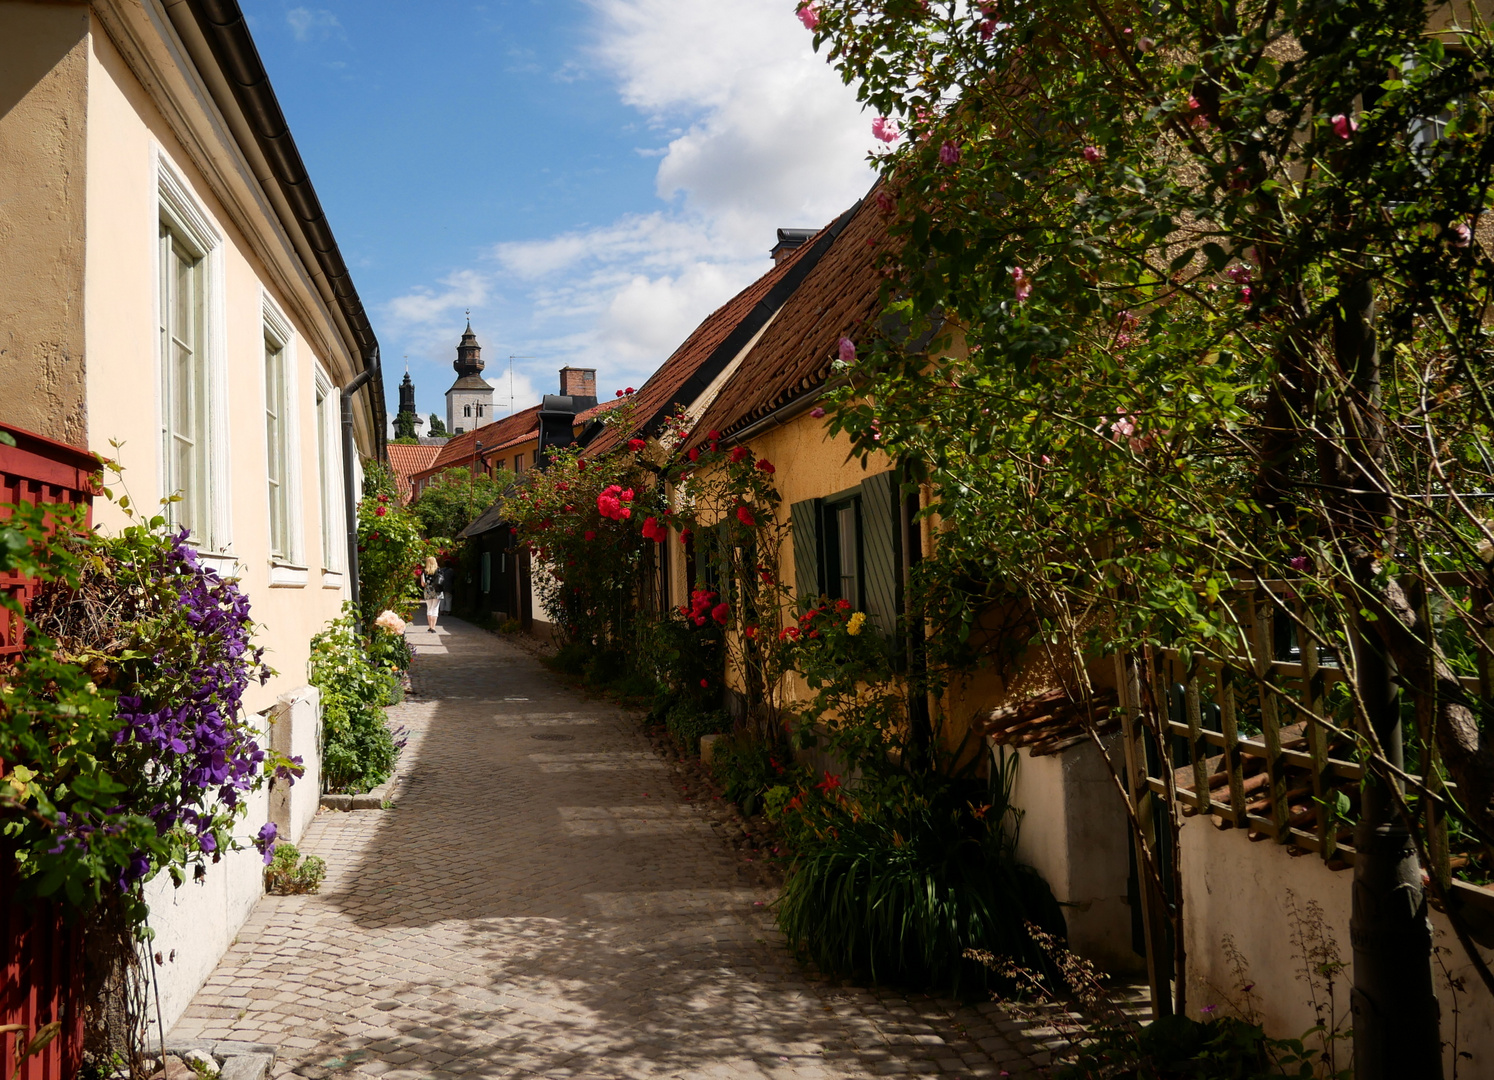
xmin=454 ymin=314 xmax=484 ymax=377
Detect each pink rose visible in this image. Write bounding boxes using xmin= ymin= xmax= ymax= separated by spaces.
xmin=797 ymin=2 xmax=820 ymax=30
xmin=1331 ymin=113 xmax=1357 ymax=140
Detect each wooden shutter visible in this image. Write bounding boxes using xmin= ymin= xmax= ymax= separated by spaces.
xmin=860 ymin=470 xmax=903 ymax=649
xmin=790 ymin=498 xmax=822 ymax=609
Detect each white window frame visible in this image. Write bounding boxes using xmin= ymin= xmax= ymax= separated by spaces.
xmin=156 ymin=153 xmax=232 ymax=563
xmin=262 ymin=295 xmax=305 ymax=586
xmin=314 ymin=364 xmax=346 ymax=590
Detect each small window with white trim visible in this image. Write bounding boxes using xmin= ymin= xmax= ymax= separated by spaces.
xmin=159 ymin=222 xmax=209 ymax=540
xmin=264 ymin=333 xmax=291 ymax=560
xmin=158 ymin=156 xmax=229 ymax=557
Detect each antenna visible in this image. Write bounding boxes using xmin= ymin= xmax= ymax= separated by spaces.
xmin=507 ymin=356 xmax=536 ymax=417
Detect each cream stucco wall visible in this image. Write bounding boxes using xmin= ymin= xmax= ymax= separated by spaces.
xmin=84 ymin=23 xmax=349 ymax=714
xmin=65 ymin=13 xmax=368 ymax=1031
xmin=0 ymin=2 xmax=91 ymax=446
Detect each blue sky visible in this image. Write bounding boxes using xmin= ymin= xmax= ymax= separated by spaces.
xmin=244 ymin=0 xmax=876 ymax=427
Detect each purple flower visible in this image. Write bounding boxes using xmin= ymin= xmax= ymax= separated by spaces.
xmin=255 ymin=821 xmax=278 ymax=864
xmin=838 ymin=336 xmax=856 ymax=364
xmin=1082 ymin=145 xmax=1102 ymax=163
xmin=199 ymin=832 xmax=217 ymax=853
xmin=939 ymin=140 xmax=961 ymax=165
xmin=1289 ymin=555 xmax=1310 ymax=572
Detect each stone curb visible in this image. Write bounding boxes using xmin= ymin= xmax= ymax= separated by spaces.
xmin=165 ymin=1042 xmax=275 ymax=1080
xmin=318 ymin=772 xmax=398 ymax=811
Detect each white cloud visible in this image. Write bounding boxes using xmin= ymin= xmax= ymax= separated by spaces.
xmin=286 ymin=7 xmax=341 ymax=43
xmin=382 ymin=0 xmax=874 ymax=412
xmin=384 ymin=270 xmax=490 ymax=326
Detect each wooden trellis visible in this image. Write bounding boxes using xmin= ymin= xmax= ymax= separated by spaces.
xmin=1115 ymin=575 xmax=1494 ymax=1007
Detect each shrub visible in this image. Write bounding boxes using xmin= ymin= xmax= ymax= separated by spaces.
xmin=663 ymin=699 xmax=729 ymax=750
xmin=356 ymin=493 xmax=424 ymax=623
xmin=263 ymin=842 xmax=327 ymax=895
xmin=710 ymin=732 xmax=803 ymax=818
xmin=311 ymin=609 xmax=398 ymax=794
xmin=4 ymin=493 xmax=297 ymax=920
xmin=774 ymin=758 xmax=1064 ymax=997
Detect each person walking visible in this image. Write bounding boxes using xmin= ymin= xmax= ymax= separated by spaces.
xmin=421 ymin=556 xmax=444 ymax=634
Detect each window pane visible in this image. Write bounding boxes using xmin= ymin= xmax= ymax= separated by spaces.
xmin=317 ymin=386 xmax=334 ymax=570
xmin=265 ymin=340 xmax=290 ymax=560
xmin=161 ymin=229 xmax=209 ymax=547
xmin=838 ymin=504 xmax=858 ymax=602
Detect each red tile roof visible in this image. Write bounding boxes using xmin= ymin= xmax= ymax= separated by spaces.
xmin=417 ymin=404 xmax=543 ymax=479
xmin=386 ymin=443 xmax=442 ymax=503
xmin=689 ymin=190 xmax=886 ymax=444
xmin=584 ymin=226 xmax=840 ymax=458
xmin=687 ymin=192 xmax=884 ymax=445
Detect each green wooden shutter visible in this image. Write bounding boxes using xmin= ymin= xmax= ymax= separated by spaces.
xmin=790 ymin=498 xmax=822 ymax=609
xmin=860 ymin=470 xmax=903 ymax=649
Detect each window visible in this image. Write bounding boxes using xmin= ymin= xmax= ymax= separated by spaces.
xmin=160 ymin=223 xmax=209 ymax=540
xmin=265 ymin=334 xmax=291 ymax=559
xmin=464 ymin=404 xmax=472 ymax=417
xmin=158 ymin=157 xmax=228 ymax=556
xmin=315 ymin=376 xmax=339 ymax=573
xmin=826 ymin=498 xmax=862 ymax=605
xmin=476 ymin=403 xmax=484 ymax=418
xmin=513 ymin=454 xmax=525 ymax=474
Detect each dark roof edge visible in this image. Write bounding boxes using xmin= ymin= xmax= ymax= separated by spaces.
xmin=181 ymin=0 xmax=387 ymax=460
xmin=637 ymin=199 xmax=864 ymax=439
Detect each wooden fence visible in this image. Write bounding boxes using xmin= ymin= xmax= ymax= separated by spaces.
xmin=0 ymin=422 xmax=99 ymax=1080
xmin=1116 ymin=575 xmax=1494 ymax=1005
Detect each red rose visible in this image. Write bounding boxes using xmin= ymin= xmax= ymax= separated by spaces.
xmin=375 ymin=506 xmax=387 ymax=517
xmin=711 ymin=603 xmax=730 ymax=625
xmin=756 ymin=458 xmax=775 ymax=473
xmin=731 ymin=445 xmax=751 ymax=463
xmin=629 ymin=438 xmax=647 ymax=452
xmin=699 ymin=678 xmax=709 ymax=688
xmin=708 ymin=430 xmax=721 ymax=440
xmin=736 ymin=505 xmax=756 ymax=527
xmin=688 ymin=447 xmax=700 ymax=462
xmin=585 ymin=530 xmax=596 ymax=541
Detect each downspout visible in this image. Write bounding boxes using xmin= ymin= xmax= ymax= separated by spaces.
xmin=341 ymin=345 xmax=379 ymax=615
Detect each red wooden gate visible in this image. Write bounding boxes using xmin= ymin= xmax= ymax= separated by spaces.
xmin=1 ymin=423 xmax=99 ymax=1080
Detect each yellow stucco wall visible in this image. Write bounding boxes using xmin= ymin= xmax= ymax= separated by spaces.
xmin=83 ymin=23 xmax=351 ymax=715
xmin=0 ymin=2 xmax=91 ymax=446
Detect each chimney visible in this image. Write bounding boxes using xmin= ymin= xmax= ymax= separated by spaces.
xmin=559 ymin=367 xmax=597 ymax=408
xmin=770 ymin=228 xmax=817 ymax=264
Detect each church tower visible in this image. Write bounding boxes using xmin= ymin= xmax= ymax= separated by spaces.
xmin=444 ymin=318 xmax=495 ymax=435
xmin=393 ymin=368 xmax=425 ymax=440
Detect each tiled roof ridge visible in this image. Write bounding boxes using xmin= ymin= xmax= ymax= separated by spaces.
xmin=688 ymin=184 xmax=887 ymax=445
xmin=584 ymin=211 xmax=850 ymax=459
xmin=420 ymin=403 xmax=542 ymax=476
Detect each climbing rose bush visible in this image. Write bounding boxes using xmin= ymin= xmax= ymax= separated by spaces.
xmin=499 ymin=445 xmax=659 ymax=649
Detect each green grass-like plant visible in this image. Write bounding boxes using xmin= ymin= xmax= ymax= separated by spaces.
xmin=776 ymin=754 xmax=1064 ymax=997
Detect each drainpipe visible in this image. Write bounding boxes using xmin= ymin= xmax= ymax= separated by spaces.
xmin=341 ymin=344 xmax=379 ymax=616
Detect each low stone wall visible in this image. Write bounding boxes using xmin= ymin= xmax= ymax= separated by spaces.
xmin=1180 ymin=816 xmax=1494 ymax=1073
xmin=1009 ymin=740 xmax=1143 ymax=976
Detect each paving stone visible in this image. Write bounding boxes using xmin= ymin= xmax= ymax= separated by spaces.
xmin=171 ymin=620 xmax=1048 ymax=1079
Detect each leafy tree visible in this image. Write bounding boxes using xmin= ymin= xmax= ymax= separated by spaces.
xmin=411 ymin=466 xmax=514 ymax=539
xmin=804 ymin=0 xmax=1494 ymax=1037
xmin=392 ymin=409 xmax=418 ymax=440
xmin=427 ymin=413 xmax=449 ymax=438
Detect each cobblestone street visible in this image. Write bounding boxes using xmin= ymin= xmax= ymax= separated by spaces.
xmin=171 ymin=619 xmax=1050 ymax=1079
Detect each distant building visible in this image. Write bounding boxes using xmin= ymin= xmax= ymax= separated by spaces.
xmin=445 ymin=321 xmax=495 ymax=435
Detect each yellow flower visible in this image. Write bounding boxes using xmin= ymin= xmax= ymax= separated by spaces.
xmin=846 ymin=611 xmax=866 ymax=636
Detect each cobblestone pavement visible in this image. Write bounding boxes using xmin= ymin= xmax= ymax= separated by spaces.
xmin=172 ymin=619 xmax=1051 ymax=1079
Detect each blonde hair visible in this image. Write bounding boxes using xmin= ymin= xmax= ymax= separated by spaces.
xmin=424 ymin=556 xmax=439 ymax=574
